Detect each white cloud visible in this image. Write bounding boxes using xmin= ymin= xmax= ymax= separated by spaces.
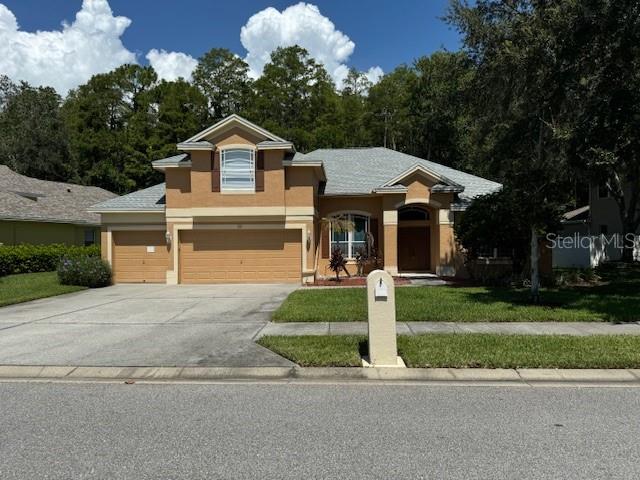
xmin=0 ymin=0 xmax=136 ymax=94
xmin=146 ymin=49 xmax=197 ymax=82
xmin=240 ymin=2 xmax=383 ymax=86
xmin=0 ymin=0 xmax=382 ymax=94
xmin=365 ymin=66 xmax=384 ymax=85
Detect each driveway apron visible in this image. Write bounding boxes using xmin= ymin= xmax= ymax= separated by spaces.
xmin=0 ymin=284 xmax=297 ymax=367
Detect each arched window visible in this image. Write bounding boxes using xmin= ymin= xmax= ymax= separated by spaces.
xmin=330 ymin=214 xmax=369 ymax=259
xmin=398 ymin=206 xmax=430 ymax=221
xmin=221 ymin=148 xmax=255 ymax=191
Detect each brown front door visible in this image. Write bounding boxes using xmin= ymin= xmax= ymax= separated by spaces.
xmin=398 ymin=226 xmax=430 ymax=272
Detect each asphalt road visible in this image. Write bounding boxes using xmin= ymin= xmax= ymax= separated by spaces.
xmin=1 ymin=382 xmax=639 ymax=479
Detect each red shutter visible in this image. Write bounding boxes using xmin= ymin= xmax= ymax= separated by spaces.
xmin=321 ymin=225 xmax=330 ymax=258
xmin=211 ymin=150 xmax=221 ymax=192
xmin=256 ymin=150 xmax=265 ymax=192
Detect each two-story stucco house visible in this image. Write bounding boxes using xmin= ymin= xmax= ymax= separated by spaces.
xmin=90 ymin=115 xmax=501 ymax=284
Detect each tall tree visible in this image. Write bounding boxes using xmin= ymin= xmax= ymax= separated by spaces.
xmin=448 ymin=0 xmax=573 ymax=301
xmin=148 ymin=79 xmax=209 ymax=160
xmin=250 ymin=46 xmax=339 ymax=151
xmin=366 ymin=66 xmax=417 ymax=152
xmin=563 ymin=0 xmax=640 ymax=262
xmin=0 ymin=78 xmax=71 ymax=181
xmin=339 ymin=69 xmax=372 ymax=147
xmin=411 ymin=51 xmax=475 ymax=169
xmin=192 ymin=48 xmax=253 ymax=121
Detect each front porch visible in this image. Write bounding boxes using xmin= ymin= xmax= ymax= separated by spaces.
xmin=382 ymin=202 xmax=459 ymax=278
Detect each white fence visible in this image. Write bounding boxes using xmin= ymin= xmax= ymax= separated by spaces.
xmin=552 ymin=234 xmax=640 ymax=269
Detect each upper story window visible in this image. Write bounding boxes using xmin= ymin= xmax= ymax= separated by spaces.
xmin=330 ymin=214 xmax=369 ymax=259
xmin=221 ymin=148 xmax=255 ymax=192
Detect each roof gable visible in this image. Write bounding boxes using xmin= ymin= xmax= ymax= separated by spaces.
xmin=379 ymin=163 xmax=465 ymax=192
xmin=184 ymin=114 xmax=288 ymax=144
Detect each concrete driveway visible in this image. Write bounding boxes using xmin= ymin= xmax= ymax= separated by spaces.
xmin=0 ymin=284 xmax=298 ymax=367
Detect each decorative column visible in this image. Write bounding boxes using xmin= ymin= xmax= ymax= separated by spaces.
xmin=383 ymin=209 xmax=398 ymax=275
xmin=436 ymin=208 xmax=456 ymax=277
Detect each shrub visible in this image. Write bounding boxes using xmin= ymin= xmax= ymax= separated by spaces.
xmin=57 ymin=255 xmax=112 ymax=288
xmin=329 ymin=247 xmax=348 ymax=281
xmin=0 ymin=244 xmax=100 ymax=277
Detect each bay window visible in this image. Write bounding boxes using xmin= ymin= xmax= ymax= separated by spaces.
xmin=221 ymin=148 xmax=255 ymax=192
xmin=330 ymin=214 xmax=369 ymax=258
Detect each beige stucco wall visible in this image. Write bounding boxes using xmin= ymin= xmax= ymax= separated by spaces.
xmin=0 ymin=220 xmax=99 ymax=246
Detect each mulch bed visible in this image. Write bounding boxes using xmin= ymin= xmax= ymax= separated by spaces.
xmin=309 ymin=276 xmax=412 ymax=287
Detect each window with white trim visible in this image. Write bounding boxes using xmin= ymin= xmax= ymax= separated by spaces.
xmin=221 ymin=148 xmax=255 ymax=191
xmin=330 ymin=214 xmax=369 ymax=258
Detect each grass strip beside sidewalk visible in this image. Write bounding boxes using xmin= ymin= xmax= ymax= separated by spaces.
xmin=257 ymin=334 xmax=640 ymax=369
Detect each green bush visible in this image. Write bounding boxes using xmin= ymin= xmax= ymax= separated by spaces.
xmin=57 ymin=256 xmax=111 ymax=288
xmin=0 ymin=244 xmax=100 ymax=277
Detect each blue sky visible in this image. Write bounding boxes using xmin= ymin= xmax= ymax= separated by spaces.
xmin=0 ymin=0 xmax=461 ymax=93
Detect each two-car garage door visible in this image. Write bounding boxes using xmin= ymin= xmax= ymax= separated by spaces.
xmin=179 ymin=230 xmax=301 ymax=284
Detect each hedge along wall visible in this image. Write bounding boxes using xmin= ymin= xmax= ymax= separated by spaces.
xmin=0 ymin=244 xmax=100 ymax=276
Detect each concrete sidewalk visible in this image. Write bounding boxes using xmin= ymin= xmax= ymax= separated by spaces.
xmin=258 ymin=321 xmax=640 ymax=337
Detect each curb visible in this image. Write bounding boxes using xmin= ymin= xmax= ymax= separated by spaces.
xmin=1 ymin=365 xmax=640 ymax=384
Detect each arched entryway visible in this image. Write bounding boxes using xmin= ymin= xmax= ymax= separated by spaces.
xmin=397 ymin=205 xmax=431 ymax=273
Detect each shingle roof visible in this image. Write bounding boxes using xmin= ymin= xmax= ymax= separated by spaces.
xmin=91 ymin=147 xmax=501 ymax=212
xmin=151 ymin=153 xmax=191 ymax=167
xmin=0 ymin=165 xmax=116 ymax=225
xmin=89 ymin=183 xmax=166 ymax=212
xmin=303 ymin=147 xmax=501 ymax=207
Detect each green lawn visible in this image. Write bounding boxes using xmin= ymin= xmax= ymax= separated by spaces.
xmin=0 ymin=272 xmax=86 ymax=307
xmin=273 ymin=266 xmax=640 ymax=323
xmin=257 ymin=334 xmax=640 ymax=369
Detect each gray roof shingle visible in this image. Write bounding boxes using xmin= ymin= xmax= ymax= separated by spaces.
xmin=89 ymin=183 xmax=166 ymax=212
xmin=304 ymin=147 xmax=501 ymax=207
xmin=0 ymin=165 xmax=116 ymax=225
xmin=151 ymin=153 xmax=191 ymax=167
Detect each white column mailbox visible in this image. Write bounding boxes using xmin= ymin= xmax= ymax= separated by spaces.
xmin=364 ymin=269 xmax=405 ymax=368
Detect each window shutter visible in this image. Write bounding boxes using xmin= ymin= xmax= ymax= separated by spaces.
xmin=256 ymin=150 xmax=265 ymax=192
xmin=369 ymin=218 xmax=379 ymax=253
xmin=321 ymin=225 xmax=330 ymax=258
xmin=212 ymin=150 xmax=221 ymax=192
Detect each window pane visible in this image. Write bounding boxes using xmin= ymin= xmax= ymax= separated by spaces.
xmin=222 ymin=149 xmax=254 ymax=190
xmin=352 ymin=216 xmax=367 ymax=242
xmin=331 ymin=229 xmax=347 ymax=242
xmin=331 ymin=241 xmax=349 ymax=254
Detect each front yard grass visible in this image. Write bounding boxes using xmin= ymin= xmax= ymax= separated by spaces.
xmin=257 ymin=334 xmax=640 ymax=369
xmin=274 ymin=266 xmax=640 ymax=323
xmin=0 ymin=272 xmax=86 ymax=307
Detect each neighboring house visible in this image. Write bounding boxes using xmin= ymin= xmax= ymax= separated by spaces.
xmin=90 ymin=114 xmax=501 ymax=284
xmin=552 ymin=182 xmax=640 ymax=268
xmin=0 ymin=165 xmax=116 ymax=246
xmin=560 ymin=205 xmax=590 ymax=236
xmin=589 ymin=181 xmax=640 ymax=236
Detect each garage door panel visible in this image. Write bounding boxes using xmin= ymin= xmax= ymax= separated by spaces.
xmin=112 ymin=231 xmax=169 ymax=283
xmin=179 ymin=230 xmax=301 ymax=284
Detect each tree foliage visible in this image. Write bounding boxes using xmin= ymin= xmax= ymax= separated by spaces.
xmin=192 ymin=48 xmax=252 ymax=121
xmin=0 ymin=77 xmax=71 ymax=181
